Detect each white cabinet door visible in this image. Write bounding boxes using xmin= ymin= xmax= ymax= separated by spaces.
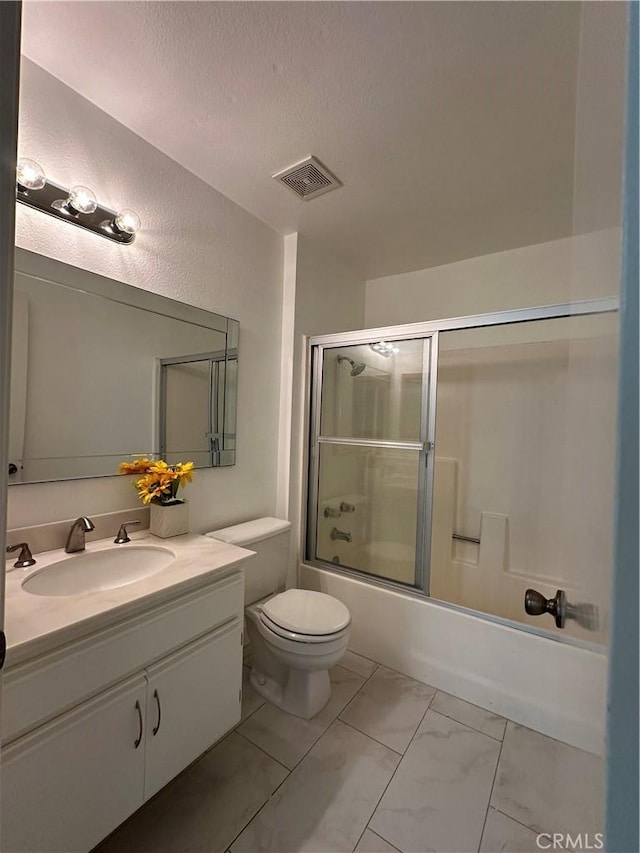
xmin=144 ymin=619 xmax=242 ymax=799
xmin=1 ymin=674 xmax=147 ymax=853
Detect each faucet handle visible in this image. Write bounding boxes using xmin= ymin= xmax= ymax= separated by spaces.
xmin=114 ymin=520 xmax=141 ymax=544
xmin=6 ymin=542 xmax=36 ymax=568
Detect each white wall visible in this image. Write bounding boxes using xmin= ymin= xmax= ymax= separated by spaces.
xmin=571 ymin=1 xmax=627 ymax=238
xmin=10 ymin=59 xmax=284 ymax=534
xmin=365 ymin=229 xmax=620 ymax=329
xmin=287 ymin=237 xmax=366 ymax=583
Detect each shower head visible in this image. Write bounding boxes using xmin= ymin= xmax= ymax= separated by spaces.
xmin=337 ymin=355 xmax=366 ymax=376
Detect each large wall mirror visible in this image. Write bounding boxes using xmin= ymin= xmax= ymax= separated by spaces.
xmin=9 ymin=249 xmax=238 ymax=484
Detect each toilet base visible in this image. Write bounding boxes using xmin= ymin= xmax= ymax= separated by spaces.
xmin=250 ymin=666 xmax=331 ymax=719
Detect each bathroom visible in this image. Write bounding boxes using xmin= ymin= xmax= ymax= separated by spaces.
xmin=0 ymin=2 xmax=637 ymax=852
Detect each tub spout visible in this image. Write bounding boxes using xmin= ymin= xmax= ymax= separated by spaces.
xmin=331 ymin=528 xmax=352 ymax=543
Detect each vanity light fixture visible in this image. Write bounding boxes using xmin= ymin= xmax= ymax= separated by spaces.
xmin=16 ymin=158 xmax=46 ymax=191
xmin=15 ymin=157 xmax=141 ymax=245
xmin=370 ymin=341 xmax=400 ymax=357
xmin=52 ymin=185 xmax=98 ymax=216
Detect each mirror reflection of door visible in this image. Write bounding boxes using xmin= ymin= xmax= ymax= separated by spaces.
xmin=162 ymin=360 xmax=212 ymax=467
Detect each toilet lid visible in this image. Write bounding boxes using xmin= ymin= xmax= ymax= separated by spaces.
xmin=261 ymin=590 xmax=350 ymax=635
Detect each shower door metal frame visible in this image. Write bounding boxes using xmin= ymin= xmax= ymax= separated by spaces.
xmin=306 ymin=296 xmax=620 ymax=603
xmin=307 ymin=333 xmax=438 ymax=594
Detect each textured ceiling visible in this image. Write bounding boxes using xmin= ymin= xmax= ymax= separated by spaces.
xmin=21 ymin=1 xmax=581 ymax=279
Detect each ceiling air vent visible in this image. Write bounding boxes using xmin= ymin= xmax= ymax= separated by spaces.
xmin=272 ymin=156 xmax=342 ymax=201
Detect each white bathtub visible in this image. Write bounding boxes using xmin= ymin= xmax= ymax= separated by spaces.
xmin=300 ymin=563 xmax=607 ymax=755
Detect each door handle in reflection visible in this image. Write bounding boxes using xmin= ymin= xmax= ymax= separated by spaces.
xmin=524 ymin=588 xmax=599 ymax=631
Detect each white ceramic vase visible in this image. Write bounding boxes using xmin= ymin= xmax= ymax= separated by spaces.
xmin=149 ymin=500 xmax=189 ymax=538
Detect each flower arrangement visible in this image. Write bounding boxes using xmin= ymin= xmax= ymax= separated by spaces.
xmin=119 ymin=457 xmax=195 ymax=505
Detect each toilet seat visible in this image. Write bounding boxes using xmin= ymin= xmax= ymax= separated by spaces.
xmin=259 ymin=611 xmax=351 ymax=644
xmin=260 ymin=589 xmax=351 ymax=636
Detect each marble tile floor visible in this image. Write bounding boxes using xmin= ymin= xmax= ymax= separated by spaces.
xmin=94 ymin=651 xmax=603 ymax=853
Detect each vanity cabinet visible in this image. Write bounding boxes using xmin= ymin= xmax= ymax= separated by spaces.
xmin=144 ymin=620 xmax=240 ymax=799
xmin=2 ymin=674 xmax=148 ymax=853
xmin=1 ymin=570 xmax=244 ymax=853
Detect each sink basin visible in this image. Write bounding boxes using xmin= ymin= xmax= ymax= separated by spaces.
xmin=22 ymin=545 xmax=176 ymax=597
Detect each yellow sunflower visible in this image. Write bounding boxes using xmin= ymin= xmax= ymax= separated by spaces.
xmin=118 ymin=456 xmax=155 ymax=475
xmin=174 ymin=461 xmax=195 ymax=484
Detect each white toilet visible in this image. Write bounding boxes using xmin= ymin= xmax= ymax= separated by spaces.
xmin=206 ymin=517 xmax=351 ymax=718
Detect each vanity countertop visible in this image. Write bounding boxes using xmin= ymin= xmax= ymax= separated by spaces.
xmin=4 ymin=531 xmax=254 ymax=668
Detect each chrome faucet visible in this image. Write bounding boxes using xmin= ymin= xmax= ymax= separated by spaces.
xmin=65 ymin=516 xmax=95 ymax=553
xmin=6 ymin=542 xmax=36 ymax=568
xmin=114 ymin=520 xmax=141 ymax=544
xmin=331 ymin=527 xmax=352 ymax=543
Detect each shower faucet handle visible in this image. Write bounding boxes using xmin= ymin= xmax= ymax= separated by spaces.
xmin=339 ymin=502 xmax=356 ymax=513
xmin=323 ymin=506 xmax=341 ymax=519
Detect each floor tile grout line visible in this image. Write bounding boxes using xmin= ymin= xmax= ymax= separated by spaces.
xmin=476 ymin=733 xmax=506 ymax=852
xmin=338 ymin=717 xmax=403 ymax=757
xmin=428 ymin=707 xmax=506 ymax=742
xmin=367 ymin=827 xmax=404 ymax=853
xmin=333 ymin=661 xmax=385 ymax=721
xmin=237 ymin=663 xmax=367 ymax=760
xmin=356 ymin=725 xmax=414 ymax=853
xmin=234 ymin=697 xmax=266 ymax=731
xmin=339 ymin=661 xmax=433 ymax=712
xmin=338 ymin=681 xmax=437 ymax=757
xmin=234 ymin=655 xmax=416 ymax=852
xmin=425 ymin=705 xmax=506 ymax=742
xmin=234 ymin=728 xmax=293 ymax=774
xmin=235 ymin=662 xmax=379 ymax=783
xmin=340 ymin=658 xmax=380 ymax=680
xmin=351 ymin=682 xmax=439 ymax=853
xmin=491 ymin=806 xmax=549 ymax=837
xmin=397 ymin=683 xmax=438 ymax=753
xmin=230 ymin=711 xmax=385 ymax=853
xmin=238 ymin=679 xmax=369 ymax=772
xmin=225 ymin=740 xmax=295 ymax=853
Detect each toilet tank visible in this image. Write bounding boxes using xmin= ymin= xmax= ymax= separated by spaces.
xmin=206 ymin=517 xmax=291 ymax=605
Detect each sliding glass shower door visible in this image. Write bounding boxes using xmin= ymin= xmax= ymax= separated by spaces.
xmin=307 ymin=297 xmax=618 ymax=642
xmin=308 ymin=336 xmax=436 ymax=589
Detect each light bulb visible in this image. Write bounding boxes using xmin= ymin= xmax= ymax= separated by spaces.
xmin=370 ymin=341 xmax=399 ymax=357
xmin=114 ymin=209 xmax=141 ymax=235
xmin=67 ymin=185 xmax=97 ymax=215
xmin=16 ymin=158 xmax=46 ymax=190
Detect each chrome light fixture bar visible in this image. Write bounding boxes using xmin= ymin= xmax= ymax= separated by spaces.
xmin=16 ymin=158 xmax=141 ymax=245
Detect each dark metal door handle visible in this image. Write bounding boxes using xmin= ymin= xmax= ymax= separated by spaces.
xmin=524 ymin=588 xmax=566 ymax=629
xmin=134 ymin=700 xmax=143 ymax=748
xmin=152 ymin=689 xmax=161 ymax=736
